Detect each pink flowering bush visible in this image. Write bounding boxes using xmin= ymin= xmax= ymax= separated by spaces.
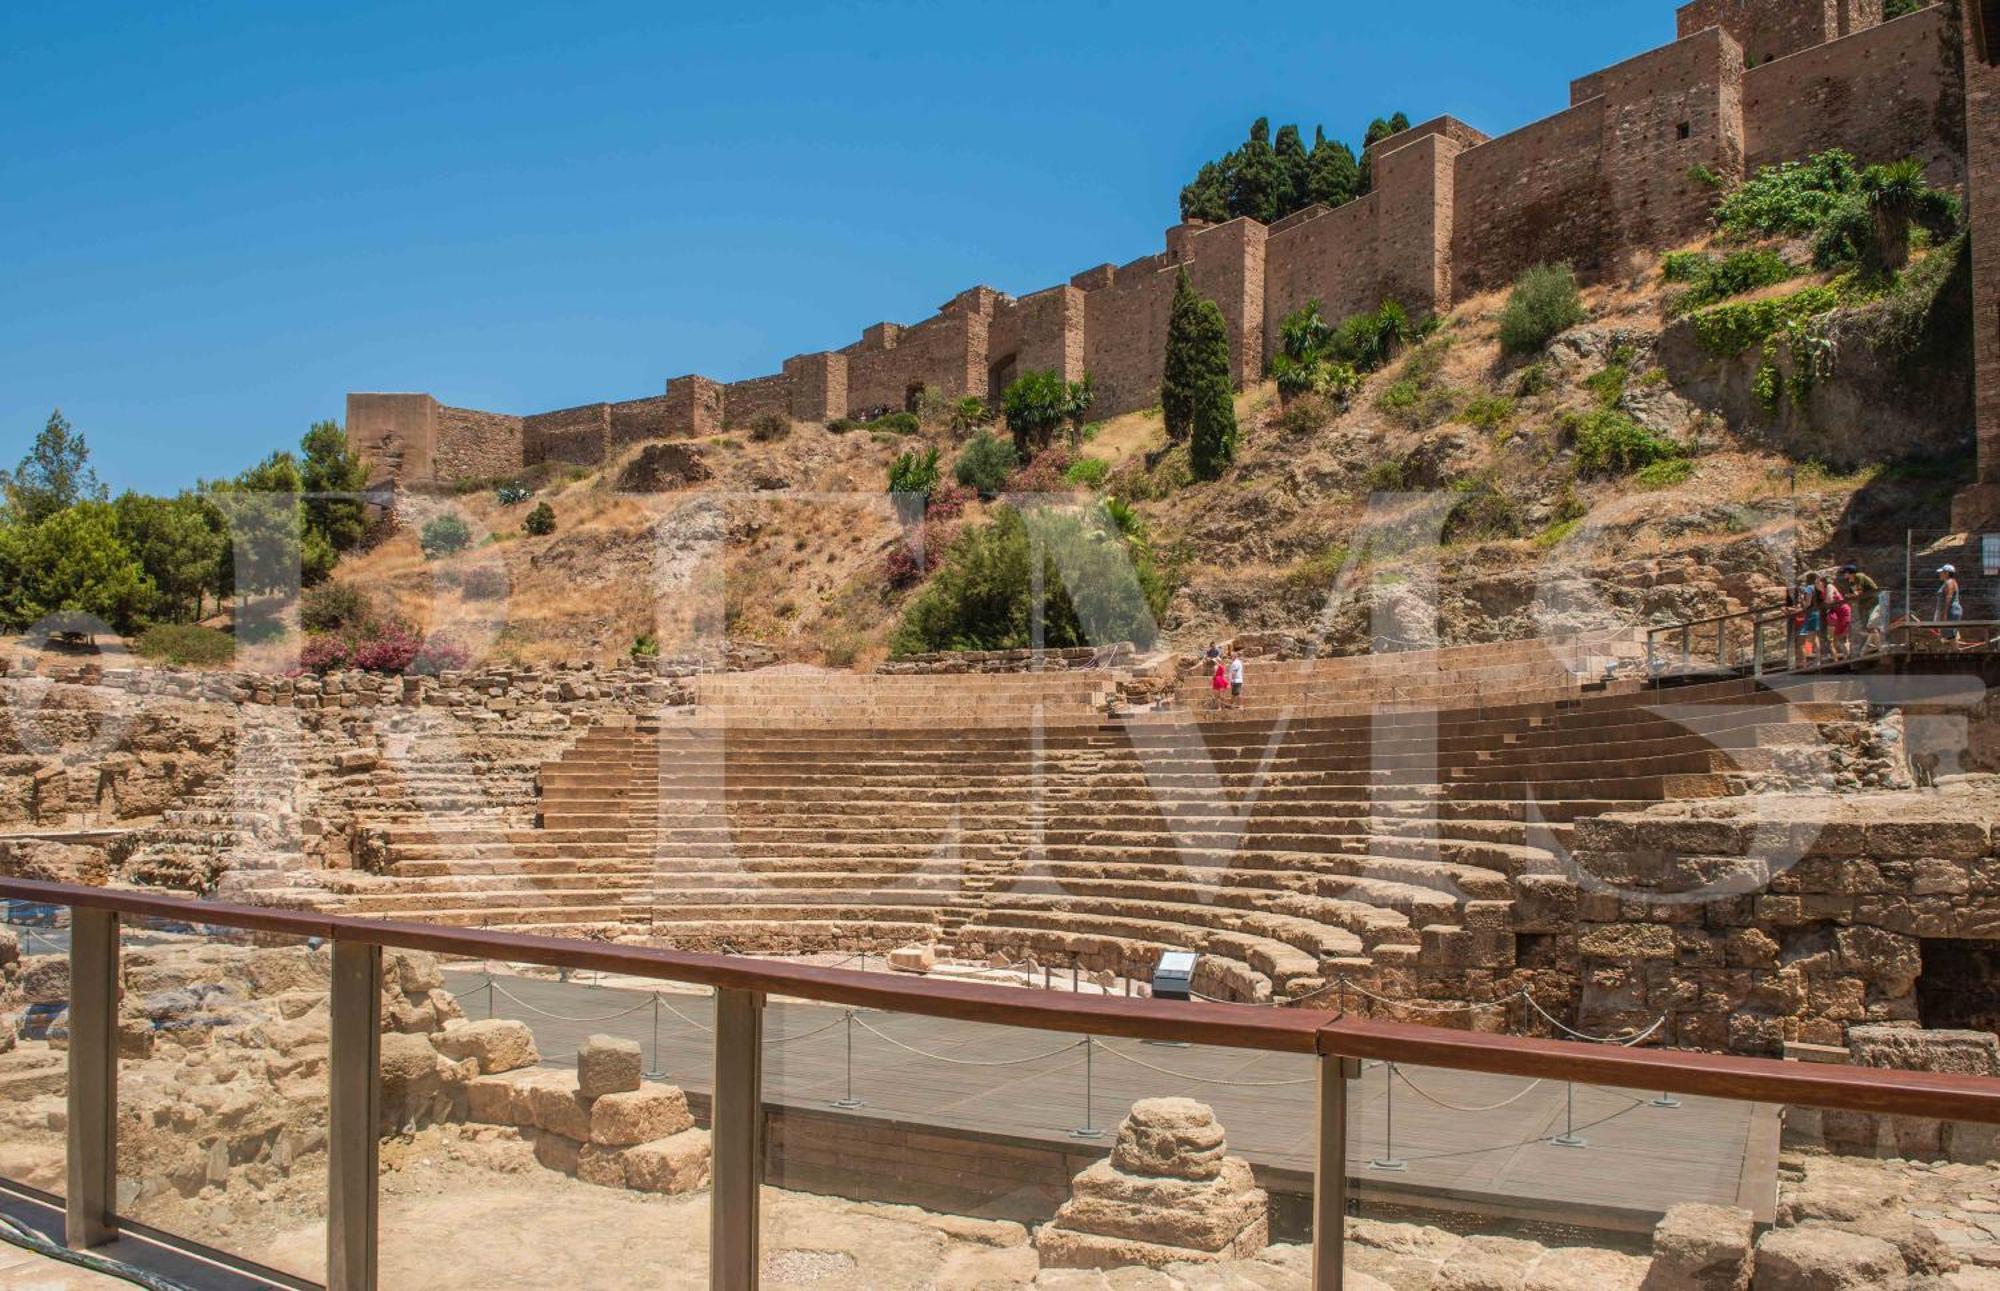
xmin=299 ymin=618 xmax=469 ymax=676
xmin=1007 ymin=445 xmax=1076 ymax=496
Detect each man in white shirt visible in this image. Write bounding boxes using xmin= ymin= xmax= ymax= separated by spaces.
xmin=1227 ymin=652 xmax=1244 ymax=706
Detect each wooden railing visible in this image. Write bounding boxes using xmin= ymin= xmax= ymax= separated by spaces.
xmin=4 ymin=875 xmax=2000 ymax=1290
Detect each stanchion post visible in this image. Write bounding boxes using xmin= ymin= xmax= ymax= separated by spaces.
xmin=328 ymin=939 xmax=382 ymax=1291
xmin=712 ymin=987 xmax=765 ymax=1291
xmin=830 ymin=1010 xmax=863 ymax=1110
xmin=1069 ymin=1038 xmax=1102 ymax=1139
xmin=1369 ymin=1063 xmax=1407 ymax=1172
xmin=66 ymin=907 xmax=118 ymax=1250
xmin=1313 ymin=1052 xmax=1360 ymax=1291
xmin=644 ymin=993 xmax=666 ymax=1081
xmin=1553 ymin=1082 xmax=1587 ymax=1148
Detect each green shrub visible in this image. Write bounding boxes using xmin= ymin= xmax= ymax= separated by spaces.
xmin=300 ymin=581 xmax=371 ymax=633
xmin=1459 ymin=394 xmax=1515 ymax=431
xmin=1633 ymin=458 xmax=1695 ymax=489
xmin=1442 ymin=481 xmax=1522 ymax=544
xmin=1666 ymin=249 xmax=1798 ymax=314
xmin=1688 ymin=285 xmax=1842 ymax=356
xmin=950 ymin=397 xmax=990 ymax=434
xmin=1583 ymin=364 xmax=1629 ymax=408
xmin=1497 ymin=265 xmax=1585 ymax=355
xmin=629 ymin=633 xmax=661 ymax=661
xmin=1716 ymin=151 xmax=1864 ymax=238
xmin=1662 ymin=251 xmax=1713 ymax=284
xmin=890 ymin=506 xmax=1167 ymax=654
xmin=1064 ymin=456 xmax=1111 ymax=488
xmin=523 ymin=502 xmax=556 ymax=536
xmin=1326 ymin=299 xmax=1422 ymax=372
xmin=749 ymin=413 xmax=790 ymax=442
xmin=1566 ymin=409 xmax=1684 ymax=476
xmin=1513 ymin=362 xmax=1553 ymax=398
xmin=888 ymin=445 xmax=942 ymax=500
xmin=873 ymin=411 xmax=921 ymax=436
xmin=954 ymin=432 xmax=1019 ymax=498
xmin=419 ymin=513 xmax=474 ymax=560
xmin=495 ymin=482 xmax=531 ymax=505
xmin=826 ymin=418 xmax=863 ymax=434
xmin=135 ymin=623 xmax=235 ymax=667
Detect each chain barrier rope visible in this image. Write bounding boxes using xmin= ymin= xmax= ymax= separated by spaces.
xmin=849 ymin=1014 xmax=1088 ymax=1067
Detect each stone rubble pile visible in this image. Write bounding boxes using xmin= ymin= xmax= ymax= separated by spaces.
xmin=461 ymin=1031 xmax=712 ymax=1196
xmin=1034 ymin=1098 xmax=1269 ymax=1270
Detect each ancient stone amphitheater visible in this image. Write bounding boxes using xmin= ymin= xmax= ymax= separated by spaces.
xmin=290 ymin=633 xmax=1899 ymax=1013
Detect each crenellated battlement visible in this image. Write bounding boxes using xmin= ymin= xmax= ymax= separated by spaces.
xmin=351 ymin=0 xmax=1967 ymax=488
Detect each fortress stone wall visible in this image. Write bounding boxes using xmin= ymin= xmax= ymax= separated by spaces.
xmin=349 ymin=0 xmax=1971 ymax=489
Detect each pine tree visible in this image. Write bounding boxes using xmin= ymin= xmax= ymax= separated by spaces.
xmin=1228 ymin=118 xmax=1280 ymax=223
xmin=1161 ymin=270 xmax=1203 ymax=443
xmin=299 ymin=420 xmax=370 ymax=556
xmin=1273 ymin=124 xmax=1311 ymax=219
xmin=1357 ymin=112 xmax=1411 ymax=196
xmin=2 ymin=410 xmax=105 ymax=526
xmin=1307 ymin=130 xmax=1360 ymax=208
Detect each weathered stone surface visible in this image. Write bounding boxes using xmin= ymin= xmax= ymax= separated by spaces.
xmin=524 ymin=1077 xmax=593 ymax=1141
xmin=622 ymin=1129 xmax=712 ymax=1194
xmin=1648 ymin=1203 xmax=1754 ymax=1290
xmin=18 ymin=956 xmax=69 ymax=1005
xmin=1752 ymin=1227 xmax=1906 ymax=1291
xmin=1108 ymin=1099 xmax=1229 ymax=1182
xmin=575 ymin=1142 xmax=628 ymax=1189
xmin=378 ymin=1032 xmax=467 ymax=1132
xmin=576 ymin=1033 xmax=641 ymax=1099
xmin=1059 ymin=1158 xmax=1267 ymax=1250
xmin=433 ymin=1019 xmax=539 ymax=1074
xmin=888 ymin=943 xmax=936 ymax=973
xmin=587 ymin=1084 xmax=693 ymax=1147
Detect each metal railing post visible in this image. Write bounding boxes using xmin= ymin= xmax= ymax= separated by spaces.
xmin=66 ymin=907 xmax=118 ymax=1250
xmin=1753 ymin=619 xmax=1765 ymax=676
xmin=1313 ymin=1053 xmax=1360 ymax=1290
xmin=712 ymin=987 xmax=765 ymax=1291
xmin=328 ymin=939 xmax=381 ymax=1291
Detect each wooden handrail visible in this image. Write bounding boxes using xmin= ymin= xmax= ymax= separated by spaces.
xmin=0 ymin=877 xmax=1325 ymax=1053
xmin=1319 ymin=1017 xmax=2000 ymax=1124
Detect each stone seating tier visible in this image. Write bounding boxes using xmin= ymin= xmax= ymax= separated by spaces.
xmin=313 ymin=669 xmax=1867 ymax=998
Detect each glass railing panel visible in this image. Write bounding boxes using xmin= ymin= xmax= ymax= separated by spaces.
xmin=373 ymin=955 xmax=713 ymax=1286
xmin=113 ymin=915 xmax=327 ymax=1282
xmin=0 ymin=899 xmax=69 ymax=1198
xmin=761 ymin=1000 xmax=1317 ymax=1288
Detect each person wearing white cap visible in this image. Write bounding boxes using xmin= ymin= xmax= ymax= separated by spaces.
xmin=1935 ymin=564 xmax=1962 ymax=641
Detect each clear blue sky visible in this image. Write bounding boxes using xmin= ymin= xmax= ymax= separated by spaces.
xmin=1 ymin=0 xmax=1671 ymax=494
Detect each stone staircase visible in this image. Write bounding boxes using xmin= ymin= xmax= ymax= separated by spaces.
xmin=307 ymin=651 xmax=1870 ymax=1001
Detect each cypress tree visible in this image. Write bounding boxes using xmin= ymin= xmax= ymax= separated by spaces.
xmin=1273 ymin=124 xmax=1311 ymax=219
xmin=1307 ymin=130 xmax=1360 ymax=209
xmin=1161 ymin=269 xmax=1201 ymax=442
xmin=1179 ymin=160 xmax=1231 ymax=224
xmin=1228 ymin=118 xmax=1280 ymax=223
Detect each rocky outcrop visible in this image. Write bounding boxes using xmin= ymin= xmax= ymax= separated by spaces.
xmin=1034 ymin=1098 xmax=1269 ymax=1270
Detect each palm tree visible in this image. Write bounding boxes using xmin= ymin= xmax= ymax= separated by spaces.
xmin=1863 ymin=159 xmax=1928 ymax=274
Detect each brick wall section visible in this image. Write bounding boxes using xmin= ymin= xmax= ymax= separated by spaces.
xmin=987 ymin=285 xmax=1086 ymax=403
xmin=781 ymin=351 xmax=846 ymax=422
xmin=522 ymin=403 xmax=609 ymax=468
xmin=433 ymin=405 xmax=525 ymax=480
xmin=841 ymin=292 xmax=992 ymax=414
xmin=347 ymin=393 xmax=437 ymax=486
xmin=1677 ymin=0 xmax=1843 ymax=61
xmin=1374 ymin=132 xmax=1465 ymax=311
xmin=1966 ymin=2 xmax=2000 ymax=512
xmin=663 ymin=375 xmax=723 ymax=439
xmin=1451 ymin=103 xmax=1610 ymax=296
xmin=720 ymin=373 xmax=791 ymax=429
xmin=1598 ymin=28 xmax=1748 ymax=265
xmin=1743 ymin=6 xmax=1961 ymax=182
xmin=607 ymin=395 xmax=677 ymax=450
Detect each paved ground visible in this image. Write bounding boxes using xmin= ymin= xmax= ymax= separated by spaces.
xmin=449 ymin=969 xmax=1766 ymax=1228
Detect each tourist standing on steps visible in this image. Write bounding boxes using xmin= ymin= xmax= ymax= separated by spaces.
xmin=1210 ymin=657 xmax=1228 ymax=710
xmin=1837 ymin=563 xmax=1881 ymax=656
xmin=1936 ymin=564 xmax=1963 ymax=642
xmin=1819 ymin=573 xmax=1849 ymax=662
xmin=1796 ymin=577 xmax=1821 ymax=664
xmin=1204 ymin=642 xmax=1221 ymax=666
xmin=1227 ymin=651 xmax=1245 ymax=708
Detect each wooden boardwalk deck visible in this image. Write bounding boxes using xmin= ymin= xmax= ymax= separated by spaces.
xmin=451 ymin=971 xmax=1775 ymax=1231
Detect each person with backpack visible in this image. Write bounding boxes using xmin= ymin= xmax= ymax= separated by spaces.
xmin=1818 ymin=573 xmax=1849 ymax=661
xmin=1836 ymin=564 xmax=1880 ymax=656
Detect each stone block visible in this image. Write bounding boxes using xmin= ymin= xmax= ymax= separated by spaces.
xmin=531 ymin=1131 xmax=580 ymax=1176
xmin=588 ymin=1084 xmax=693 ymax=1147
xmin=1751 ymin=1226 xmax=1906 ymax=1290
xmin=623 ymin=1129 xmax=712 ymax=1194
xmin=18 ymin=957 xmax=69 ymax=1005
xmin=575 ymin=1142 xmax=628 ymax=1189
xmin=1648 ymin=1203 xmax=1754 ymax=1290
xmin=524 ymin=1078 xmax=593 ymax=1141
xmin=464 ymin=1074 xmax=523 ymax=1125
xmin=1109 ymin=1099 xmax=1227 ymax=1181
xmin=433 ymin=1019 xmax=540 ymax=1074
xmin=887 ymin=943 xmax=935 ymax=973
xmin=576 ymin=1033 xmax=641 ymax=1099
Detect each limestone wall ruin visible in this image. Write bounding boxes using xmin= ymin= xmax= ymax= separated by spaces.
xmin=348 ymin=1 xmax=1972 ymax=488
